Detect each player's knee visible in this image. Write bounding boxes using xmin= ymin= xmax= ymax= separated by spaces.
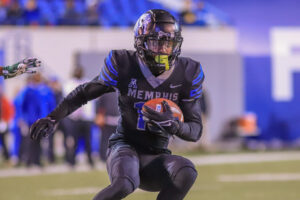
xmin=171 ymin=158 xmax=198 ymax=188
xmin=170 ymin=157 xmax=197 ymax=180
xmin=176 ymin=166 xmax=198 ymax=185
xmin=112 ymin=177 xmax=138 ymax=198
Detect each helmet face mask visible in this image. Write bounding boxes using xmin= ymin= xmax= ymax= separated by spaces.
xmin=134 ymin=9 xmax=183 ymax=76
xmin=145 ymin=38 xmax=174 ymax=55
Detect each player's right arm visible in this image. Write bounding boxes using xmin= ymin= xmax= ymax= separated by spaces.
xmin=48 ymin=78 xmax=115 ymax=122
xmin=30 ymin=50 xmax=119 ymax=141
xmin=176 ymin=62 xmax=205 ymax=141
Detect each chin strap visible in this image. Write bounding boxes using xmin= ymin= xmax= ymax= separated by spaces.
xmin=155 ymin=55 xmax=170 ymax=71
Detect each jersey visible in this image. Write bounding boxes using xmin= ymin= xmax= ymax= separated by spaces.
xmin=98 ymin=50 xmax=204 ymax=153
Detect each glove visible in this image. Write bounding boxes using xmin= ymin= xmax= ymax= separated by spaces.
xmin=142 ymin=101 xmax=181 ymax=136
xmin=3 ymin=57 xmax=41 ymax=79
xmin=30 ymin=117 xmax=56 ymax=141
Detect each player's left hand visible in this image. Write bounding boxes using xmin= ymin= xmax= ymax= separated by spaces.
xmin=3 ymin=57 xmax=41 ymax=79
xmin=142 ymin=101 xmax=180 ymax=136
xmin=30 ymin=117 xmax=56 ymax=141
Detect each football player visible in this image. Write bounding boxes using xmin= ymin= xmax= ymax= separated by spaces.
xmin=30 ymin=9 xmax=204 ymax=200
xmin=0 ymin=58 xmax=41 ymax=79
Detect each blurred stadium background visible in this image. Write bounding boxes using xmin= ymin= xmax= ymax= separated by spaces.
xmin=0 ymin=0 xmax=300 ymax=199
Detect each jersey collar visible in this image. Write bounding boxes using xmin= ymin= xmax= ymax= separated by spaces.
xmin=137 ymin=56 xmax=175 ymax=89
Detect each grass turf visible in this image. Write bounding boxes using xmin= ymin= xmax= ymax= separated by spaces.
xmin=0 ymin=160 xmax=300 ymax=200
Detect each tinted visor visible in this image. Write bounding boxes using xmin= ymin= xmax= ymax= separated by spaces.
xmin=146 ymin=39 xmax=174 ymax=55
xmin=145 ymin=36 xmax=182 ymax=56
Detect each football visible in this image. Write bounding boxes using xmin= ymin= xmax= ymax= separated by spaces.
xmin=142 ymin=98 xmax=184 ymax=122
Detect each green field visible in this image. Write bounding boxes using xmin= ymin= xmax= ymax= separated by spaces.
xmin=1 ymin=159 xmax=300 ymax=200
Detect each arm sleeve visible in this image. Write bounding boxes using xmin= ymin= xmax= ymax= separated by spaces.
xmin=176 ymin=63 xmax=205 ymax=141
xmin=176 ymin=99 xmax=203 ymax=142
xmin=48 ymin=77 xmax=114 ymax=121
xmin=48 ymin=50 xmax=119 ymax=121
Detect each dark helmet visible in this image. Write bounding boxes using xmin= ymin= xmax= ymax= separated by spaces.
xmin=134 ymin=9 xmax=183 ymax=76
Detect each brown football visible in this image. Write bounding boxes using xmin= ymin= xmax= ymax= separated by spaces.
xmin=142 ymin=98 xmax=184 ymax=122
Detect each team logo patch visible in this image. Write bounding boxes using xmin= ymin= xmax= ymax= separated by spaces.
xmin=128 ymin=78 xmax=137 ymax=88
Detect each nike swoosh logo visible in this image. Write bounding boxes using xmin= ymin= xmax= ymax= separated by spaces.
xmin=170 ymin=84 xmax=182 ymax=88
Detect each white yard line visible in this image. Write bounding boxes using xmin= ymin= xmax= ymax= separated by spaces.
xmin=0 ymin=151 xmax=300 ymax=178
xmin=0 ymin=163 xmax=106 ymax=178
xmin=42 ymin=187 xmax=101 ymax=196
xmin=188 ymin=151 xmax=300 ymax=166
xmin=219 ymin=173 xmax=300 ymax=182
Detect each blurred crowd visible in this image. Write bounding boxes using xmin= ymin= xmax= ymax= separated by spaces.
xmin=0 ymin=0 xmax=232 ymax=27
xmin=0 ymin=65 xmax=120 ymax=168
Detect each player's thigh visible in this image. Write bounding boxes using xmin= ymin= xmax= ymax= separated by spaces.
xmin=106 ymin=145 xmax=140 ymax=188
xmin=139 ymin=154 xmax=196 ymax=191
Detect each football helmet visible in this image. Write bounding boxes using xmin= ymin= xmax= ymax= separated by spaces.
xmin=134 ymin=9 xmax=183 ymax=76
